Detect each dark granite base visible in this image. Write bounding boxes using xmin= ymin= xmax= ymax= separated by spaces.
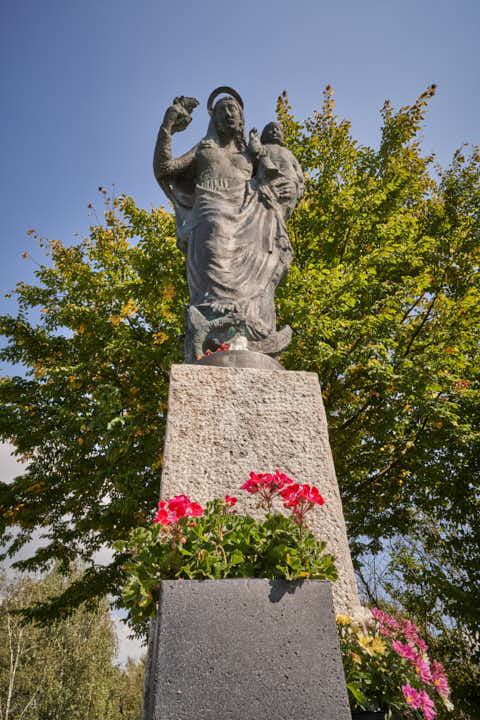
xmin=142 ymin=579 xmax=351 ymax=720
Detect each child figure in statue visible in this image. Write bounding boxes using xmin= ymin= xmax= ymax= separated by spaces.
xmin=248 ymin=121 xmax=305 ymax=221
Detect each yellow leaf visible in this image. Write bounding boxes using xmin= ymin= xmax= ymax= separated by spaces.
xmin=163 ymin=284 xmax=175 ymax=301
xmin=120 ymin=299 xmax=139 ymax=318
xmin=153 ymin=331 xmax=168 ymax=345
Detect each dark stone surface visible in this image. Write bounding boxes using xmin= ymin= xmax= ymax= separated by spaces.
xmin=153 ymin=87 xmax=304 ymax=362
xmin=192 ymin=349 xmax=284 ymax=370
xmin=142 ymin=579 xmax=351 ymax=720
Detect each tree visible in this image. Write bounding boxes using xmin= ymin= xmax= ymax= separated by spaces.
xmin=0 ymin=88 xmax=478 ymax=645
xmin=0 ymin=566 xmax=120 ymax=719
xmin=0 ymin=196 xmax=186 ymax=620
xmin=276 ymin=85 xmax=479 ymax=554
xmin=112 ymin=656 xmax=145 ymax=720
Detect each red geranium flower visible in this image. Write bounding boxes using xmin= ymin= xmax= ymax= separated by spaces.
xmin=241 ymin=470 xmax=293 ymax=509
xmin=153 ymin=495 xmax=203 ymax=525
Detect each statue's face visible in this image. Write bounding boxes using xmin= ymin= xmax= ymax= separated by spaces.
xmin=214 ymin=99 xmax=243 ymax=137
xmin=262 ymin=122 xmax=284 ymax=145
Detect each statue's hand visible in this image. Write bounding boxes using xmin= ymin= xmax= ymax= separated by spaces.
xmin=258 ymin=184 xmax=276 ymax=210
xmin=248 ymin=128 xmax=264 ymax=158
xmin=161 ymin=96 xmax=198 ymax=135
xmin=271 ymin=178 xmax=293 ymax=202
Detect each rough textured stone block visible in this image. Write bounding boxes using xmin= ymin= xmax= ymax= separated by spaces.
xmin=160 ymin=364 xmax=361 ymax=616
xmin=142 ymin=579 xmax=351 ymax=720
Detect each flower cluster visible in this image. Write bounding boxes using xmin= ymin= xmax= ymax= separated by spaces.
xmin=119 ymin=472 xmax=333 ymax=624
xmin=281 ymin=482 xmax=325 ymax=524
xmin=402 ymin=684 xmax=436 ymax=719
xmin=203 ymin=343 xmax=230 ymax=357
xmin=371 ymin=607 xmax=452 ymax=716
xmin=338 ymin=608 xmax=453 ymax=719
xmin=153 ymin=494 xmax=203 ymax=526
xmin=241 ymin=470 xmax=293 ymax=509
xmin=241 ymin=470 xmax=324 ymax=524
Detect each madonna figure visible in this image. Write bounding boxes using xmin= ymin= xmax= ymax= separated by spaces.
xmin=153 ymin=87 xmax=303 ymax=362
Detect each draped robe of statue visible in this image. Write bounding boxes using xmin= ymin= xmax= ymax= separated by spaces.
xmin=154 ymin=94 xmax=303 ymax=361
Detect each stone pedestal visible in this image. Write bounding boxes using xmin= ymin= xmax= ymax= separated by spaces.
xmin=159 ymin=364 xmax=361 ymax=616
xmin=142 ymin=579 xmax=351 ymax=720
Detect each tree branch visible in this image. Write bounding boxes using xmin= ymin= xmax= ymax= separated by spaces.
xmin=403 ymin=292 xmax=438 ymax=358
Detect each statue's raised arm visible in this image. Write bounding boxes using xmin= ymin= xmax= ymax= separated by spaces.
xmin=153 ymin=87 xmax=303 ymax=365
xmin=153 ymin=96 xmax=199 ymax=183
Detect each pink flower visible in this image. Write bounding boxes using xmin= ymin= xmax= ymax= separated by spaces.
xmin=280 ymin=482 xmax=325 ymax=526
xmin=432 ymin=662 xmax=450 ymax=697
xmin=384 ymin=614 xmax=400 ymax=632
xmin=415 ymin=657 xmax=432 ymax=684
xmin=420 ymin=690 xmax=436 ymax=720
xmin=378 ymin=625 xmax=392 ymax=636
xmin=433 ymin=674 xmax=450 ymax=696
xmin=225 ymin=495 xmax=237 ymax=507
xmin=432 ymin=660 xmax=446 ymax=677
xmin=169 ymin=495 xmax=203 ymax=519
xmin=153 ymin=506 xmax=173 ymax=526
xmin=392 ymin=641 xmax=417 ymax=662
xmin=168 ymin=494 xmax=190 ymax=518
xmin=416 ymin=636 xmax=429 ymax=654
xmin=402 ymin=684 xmax=421 ymax=710
xmin=371 ymin=608 xmax=386 ymax=622
xmin=401 ymin=618 xmax=419 ymax=641
xmin=272 ymin=470 xmax=294 ymax=490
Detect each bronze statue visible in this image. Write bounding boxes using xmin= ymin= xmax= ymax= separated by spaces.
xmin=153 ymin=87 xmax=304 ymax=362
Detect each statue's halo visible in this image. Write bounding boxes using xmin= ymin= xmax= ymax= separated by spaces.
xmin=207 ymin=86 xmax=244 ymax=116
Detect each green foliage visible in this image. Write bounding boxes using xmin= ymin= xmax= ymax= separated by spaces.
xmin=111 ymin=656 xmax=145 ymax=720
xmin=0 ymin=566 xmax=120 ymax=719
xmin=276 ymin=87 xmax=480 ymax=557
xmin=116 ymin=498 xmax=337 ymax=626
xmin=0 ymin=193 xmax=187 ymax=618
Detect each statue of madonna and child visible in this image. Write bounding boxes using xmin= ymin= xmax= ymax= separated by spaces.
xmin=153 ymin=86 xmax=304 ymax=366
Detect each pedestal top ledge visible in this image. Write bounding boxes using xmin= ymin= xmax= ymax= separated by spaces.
xmin=192 ymin=349 xmax=285 ymax=371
